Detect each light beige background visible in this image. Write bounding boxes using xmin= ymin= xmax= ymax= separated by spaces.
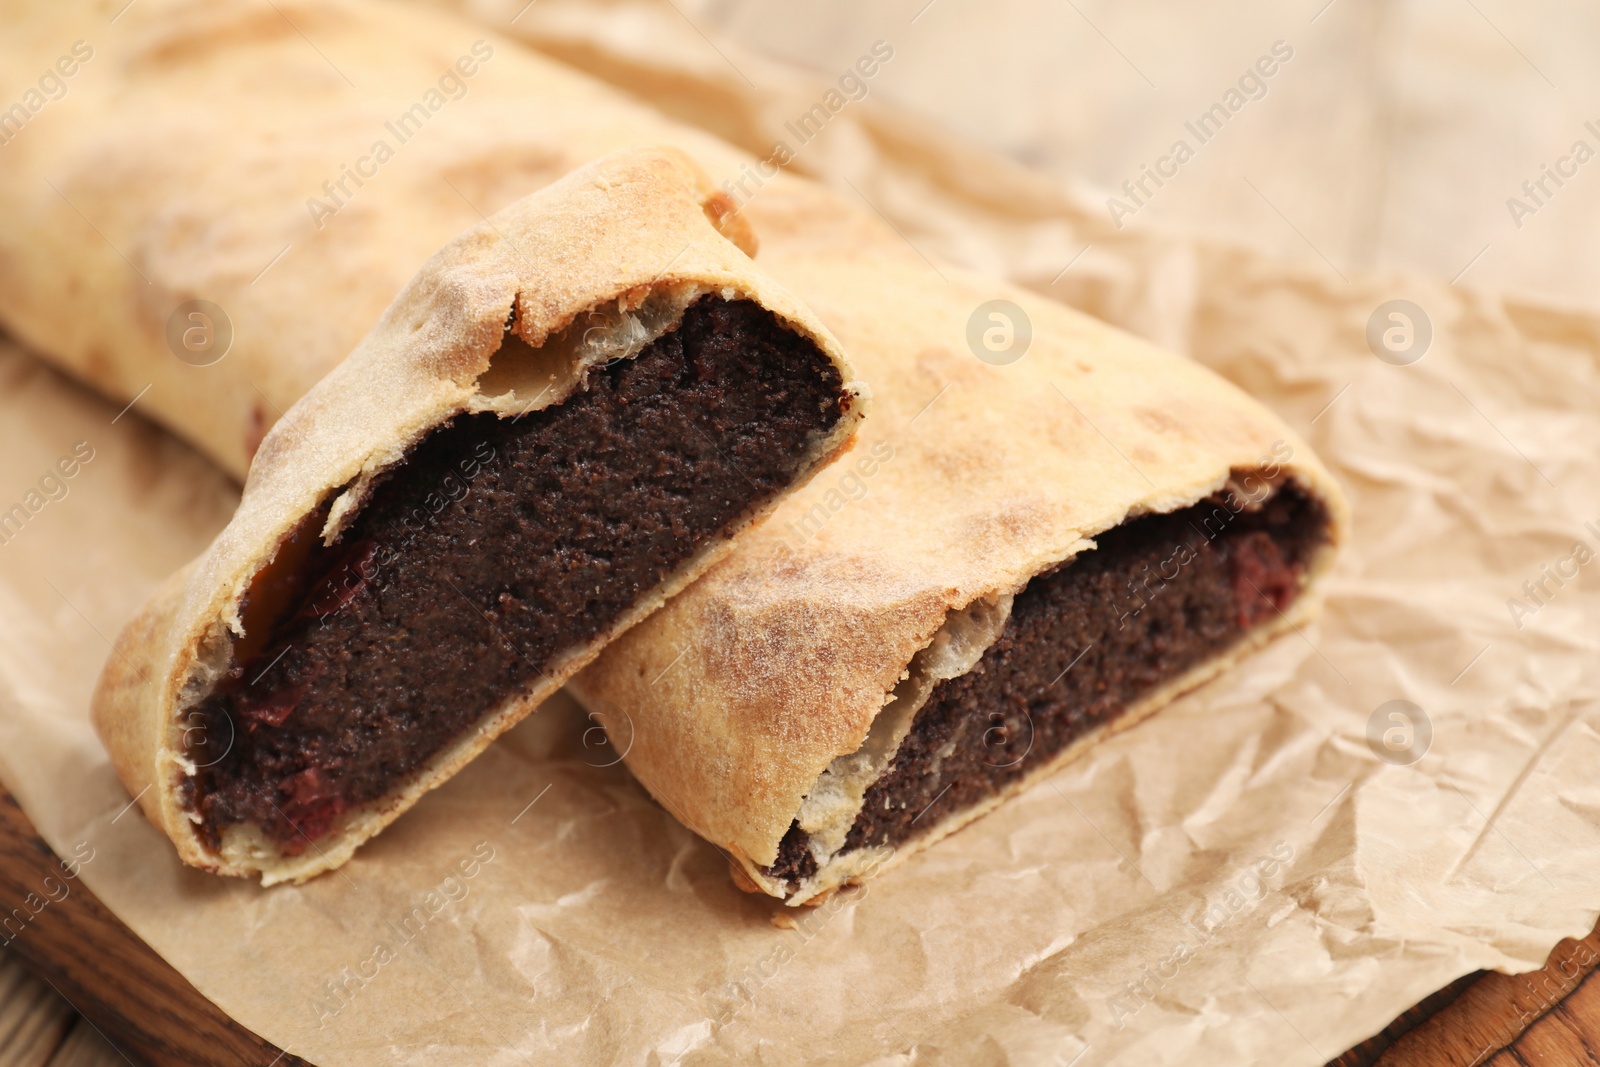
xmin=688 ymin=0 xmax=1599 ymax=303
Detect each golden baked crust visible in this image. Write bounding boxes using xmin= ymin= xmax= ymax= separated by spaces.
xmin=0 ymin=0 xmax=777 ymax=478
xmin=1 ymin=0 xmax=1345 ymax=897
xmin=570 ymin=247 xmax=1347 ymax=902
xmin=89 ymin=147 xmax=864 ymax=884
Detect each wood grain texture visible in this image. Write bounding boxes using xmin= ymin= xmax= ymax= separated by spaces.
xmin=1329 ymin=972 xmax=1488 ymax=1067
xmin=0 ymin=793 xmax=305 ymax=1067
xmin=0 ymin=955 xmax=139 ymax=1067
xmin=0 ymin=954 xmax=74 ymax=1067
xmin=42 ymin=1016 xmax=130 ymax=1067
xmin=1329 ymin=926 xmax=1600 ymax=1066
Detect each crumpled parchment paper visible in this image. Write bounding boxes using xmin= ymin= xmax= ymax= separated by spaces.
xmin=1 ymin=1 xmax=1598 ymax=1063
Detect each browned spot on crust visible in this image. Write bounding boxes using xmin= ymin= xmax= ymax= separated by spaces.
xmin=729 ymin=859 xmax=763 ymax=895
xmin=244 ymin=403 xmax=268 ymax=464
xmin=702 ymin=190 xmax=758 ymax=257
xmin=1134 ymin=406 xmax=1186 ymax=437
xmin=83 ymin=347 xmax=118 ymax=389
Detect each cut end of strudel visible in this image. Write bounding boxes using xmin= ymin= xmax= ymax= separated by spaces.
xmin=91 ymin=147 xmax=865 ymax=885
xmin=757 ymin=470 xmax=1334 ymax=903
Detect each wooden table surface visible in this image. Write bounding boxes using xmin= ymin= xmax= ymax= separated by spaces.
xmin=0 ymin=786 xmax=1594 ymax=1067
xmin=0 ymin=794 xmax=303 ymax=1067
xmin=2 ymin=3 xmax=1589 ymax=1063
xmin=0 ymin=957 xmax=126 ymax=1067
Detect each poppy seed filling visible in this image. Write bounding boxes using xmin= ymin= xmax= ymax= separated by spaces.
xmin=764 ymin=481 xmax=1329 ymax=887
xmin=185 ymin=296 xmax=849 ymax=852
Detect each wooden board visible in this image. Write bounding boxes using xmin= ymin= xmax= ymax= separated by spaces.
xmin=1 ymin=784 xmax=1595 ymax=1066
xmin=1331 ymin=926 xmax=1600 ymax=1066
xmin=0 ymin=953 xmax=141 ymax=1067
xmin=0 ymin=792 xmax=303 ymax=1067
